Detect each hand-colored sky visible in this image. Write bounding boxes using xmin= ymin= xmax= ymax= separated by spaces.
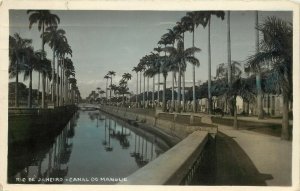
xmin=9 ymin=10 xmax=292 ymax=98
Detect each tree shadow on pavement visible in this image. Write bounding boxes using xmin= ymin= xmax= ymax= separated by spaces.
xmin=192 ymin=132 xmax=273 ymax=186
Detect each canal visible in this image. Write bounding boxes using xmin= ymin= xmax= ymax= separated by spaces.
xmin=8 ymin=110 xmax=168 ymax=184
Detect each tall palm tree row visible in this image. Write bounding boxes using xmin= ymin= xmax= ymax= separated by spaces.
xmin=43 ymin=26 xmax=67 ymax=102
xmin=164 ymin=39 xmax=200 ymax=112
xmin=27 ymin=10 xmax=61 ymax=108
xmin=8 ymin=10 xmax=81 ymax=108
xmin=195 ymin=11 xmax=225 ymax=114
xmin=26 ymin=10 xmax=80 ymax=107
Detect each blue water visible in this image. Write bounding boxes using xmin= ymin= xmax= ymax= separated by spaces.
xmin=9 ymin=110 xmax=165 ymax=184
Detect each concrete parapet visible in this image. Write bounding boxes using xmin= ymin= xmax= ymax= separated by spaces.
xmin=98 ymin=105 xmax=217 ymax=140
xmin=119 ymin=131 xmax=209 ymax=185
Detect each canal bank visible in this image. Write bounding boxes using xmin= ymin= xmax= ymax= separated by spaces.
xmin=97 ymin=105 xmax=217 ymax=143
xmin=8 ymin=105 xmax=78 ymax=144
xmin=96 ymin=105 xmax=217 ymax=185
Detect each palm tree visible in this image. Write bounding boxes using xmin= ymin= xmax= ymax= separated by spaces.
xmin=118 ymin=79 xmax=129 ymax=105
xmin=27 ymin=10 xmax=60 ymax=108
xmin=110 ymin=84 xmax=118 ymax=103
xmin=132 ymin=66 xmax=140 ymax=107
xmin=183 ymin=12 xmax=204 ymax=112
xmin=160 ymin=55 xmax=172 ymax=112
xmin=64 ymin=57 xmax=74 ymax=104
xmin=197 ymin=11 xmax=225 ymax=114
xmin=164 ymin=40 xmax=200 ymax=112
xmin=25 ymin=49 xmax=51 ymax=108
xmin=122 ymin=72 xmax=132 ymax=82
xmin=247 ymin=16 xmax=292 ymax=140
xmin=23 ymin=47 xmax=36 ymax=108
xmin=173 ymin=21 xmax=187 ymax=112
xmin=104 ymin=75 xmax=110 ymax=103
xmin=216 ymin=61 xmax=242 ymax=114
xmin=43 ymin=26 xmax=66 ymax=102
xmin=138 ymin=58 xmax=147 ymax=108
xmin=254 ymin=11 xmax=264 ymax=119
xmin=121 ymin=73 xmax=132 ymax=105
xmin=56 ymin=39 xmax=72 ymax=106
xmin=153 ymin=47 xmax=163 ymax=106
xmin=68 ymin=77 xmax=77 ymax=104
xmin=107 ymin=71 xmax=116 ymax=103
xmin=226 ymin=11 xmax=232 ymax=87
xmin=9 ymin=33 xmax=32 ymax=108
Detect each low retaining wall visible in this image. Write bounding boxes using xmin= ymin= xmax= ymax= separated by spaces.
xmin=99 ymin=106 xmax=217 ymax=140
xmin=118 ymin=131 xmax=209 ymax=185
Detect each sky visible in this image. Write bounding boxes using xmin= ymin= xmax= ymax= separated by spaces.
xmin=9 ymin=10 xmax=292 ymax=98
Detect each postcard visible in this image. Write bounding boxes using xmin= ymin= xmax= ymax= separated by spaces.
xmin=0 ymin=0 xmax=299 ymax=191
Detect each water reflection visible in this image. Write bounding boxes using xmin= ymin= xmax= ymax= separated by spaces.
xmin=9 ymin=113 xmax=79 ymax=184
xmin=8 ymin=110 xmax=166 ymax=184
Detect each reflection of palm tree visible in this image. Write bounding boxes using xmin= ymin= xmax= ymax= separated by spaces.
xmin=105 ymin=119 xmax=113 ymax=151
xmin=102 ymin=118 xmax=107 ymax=146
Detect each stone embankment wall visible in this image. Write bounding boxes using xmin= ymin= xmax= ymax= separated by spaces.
xmin=99 ymin=106 xmax=217 ymax=141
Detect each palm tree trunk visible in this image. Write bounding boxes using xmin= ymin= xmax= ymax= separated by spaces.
xmin=208 ymin=17 xmax=212 ymax=114
xmin=15 ymin=56 xmax=20 ymax=108
xmin=41 ymin=72 xmax=45 ymax=108
xmin=139 ymin=72 xmax=142 ymax=107
xmin=106 ymin=79 xmax=108 ymax=103
xmin=227 ymin=11 xmax=232 ymax=86
xmin=38 ymin=72 xmax=40 ymax=105
xmin=28 ymin=69 xmax=32 ymax=108
xmin=233 ymin=97 xmax=238 ymax=129
xmin=60 ymin=64 xmax=63 ymax=106
xmin=162 ymin=74 xmax=167 ymax=112
xmin=56 ymin=57 xmax=59 ymax=107
xmin=143 ymin=71 xmax=145 ymax=108
xmin=171 ymin=70 xmax=175 ymax=112
xmin=136 ymin=72 xmax=138 ymax=107
xmin=183 ymin=71 xmax=186 ymax=112
xmin=281 ymin=68 xmax=290 ymax=140
xmin=51 ymin=47 xmax=55 ymax=102
xmin=177 ymin=63 xmax=181 ymax=113
xmin=65 ymin=74 xmax=68 ymax=104
xmin=110 ymin=77 xmax=112 ymax=103
xmin=147 ymin=76 xmax=149 ymax=107
xmin=152 ymin=75 xmax=155 ymax=107
xmin=255 ymin=11 xmax=264 ymax=119
xmin=192 ymin=29 xmax=196 ymax=113
xmin=157 ymin=73 xmax=160 ymax=107
xmin=41 ymin=22 xmax=45 ymax=108
xmin=227 ymin=11 xmax=234 ymax=116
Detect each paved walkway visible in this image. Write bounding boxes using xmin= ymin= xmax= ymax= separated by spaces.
xmin=217 ymin=123 xmax=292 ymax=186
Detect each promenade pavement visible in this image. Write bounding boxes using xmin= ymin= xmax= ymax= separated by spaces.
xmin=216 ymin=123 xmax=292 ymax=186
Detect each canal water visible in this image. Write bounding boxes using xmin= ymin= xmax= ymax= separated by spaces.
xmin=8 ymin=110 xmax=167 ymax=184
